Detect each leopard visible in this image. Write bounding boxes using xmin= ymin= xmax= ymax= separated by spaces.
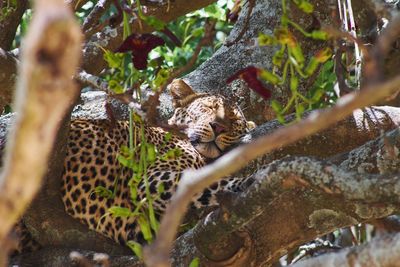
xmin=19 ymin=79 xmax=256 ymax=248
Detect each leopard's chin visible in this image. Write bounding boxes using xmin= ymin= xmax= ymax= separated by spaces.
xmin=192 ymin=142 xmax=222 ymax=159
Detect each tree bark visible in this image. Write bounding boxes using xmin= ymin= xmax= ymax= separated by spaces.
xmin=290 ymin=233 xmax=400 ymax=267
xmin=0 ymin=0 xmax=81 ymax=263
xmin=0 ymin=0 xmax=28 ymax=50
xmin=0 ymin=49 xmax=18 ymax=112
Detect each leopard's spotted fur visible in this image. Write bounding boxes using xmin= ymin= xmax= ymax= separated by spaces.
xmin=19 ymin=79 xmax=256 ymax=248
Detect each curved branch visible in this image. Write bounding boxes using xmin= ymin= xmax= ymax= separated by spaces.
xmin=144 ymin=73 xmax=400 ymax=266
xmin=171 ymin=131 xmax=400 ymax=265
xmin=290 ymin=233 xmax=400 ymax=267
xmin=0 ymin=0 xmax=82 ymax=254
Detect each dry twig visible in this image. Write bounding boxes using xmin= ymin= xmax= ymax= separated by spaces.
xmin=225 ymin=0 xmax=255 ymax=47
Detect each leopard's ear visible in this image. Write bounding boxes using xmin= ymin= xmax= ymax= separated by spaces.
xmin=246 ymin=121 xmax=256 ymax=130
xmin=168 ymin=79 xmax=197 ymax=107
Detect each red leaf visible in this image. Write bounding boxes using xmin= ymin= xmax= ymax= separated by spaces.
xmin=116 ymin=33 xmax=165 ymax=70
xmin=227 ymin=66 xmax=272 ymax=100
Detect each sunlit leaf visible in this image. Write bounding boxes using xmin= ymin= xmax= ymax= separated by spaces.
xmin=304 ymin=57 xmax=319 ymax=76
xmin=109 ymin=80 xmax=124 ymax=94
xmin=127 ymin=241 xmax=143 ymax=259
xmin=259 ymin=69 xmax=281 ymax=85
xmin=137 ymin=216 xmax=153 ymax=241
xmin=93 ymin=186 xmax=114 ymax=199
xmin=315 ymin=47 xmax=333 ymax=63
xmin=108 ymin=206 xmax=132 ymax=218
xmin=258 ymin=33 xmax=277 ymax=46
xmin=290 ymin=75 xmax=299 ymax=92
xmin=311 ymin=30 xmax=329 ymax=40
xmin=189 ymin=257 xmax=200 ymax=267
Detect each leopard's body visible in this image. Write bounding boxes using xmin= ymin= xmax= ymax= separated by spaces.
xmin=18 ymin=80 xmax=256 ymax=248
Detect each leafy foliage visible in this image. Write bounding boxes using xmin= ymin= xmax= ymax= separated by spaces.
xmin=0 ymin=0 xmax=17 ymax=21
xmin=253 ymin=0 xmax=336 ymax=122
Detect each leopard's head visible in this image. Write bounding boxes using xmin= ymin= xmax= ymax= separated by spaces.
xmin=168 ymin=79 xmax=255 ymax=159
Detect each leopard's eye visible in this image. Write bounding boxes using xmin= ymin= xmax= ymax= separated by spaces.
xmin=226 ymin=107 xmax=239 ymax=120
xmin=203 ymin=102 xmax=217 ymax=109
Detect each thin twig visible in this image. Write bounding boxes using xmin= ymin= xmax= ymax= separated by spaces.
xmin=82 ymin=0 xmax=112 ymax=39
xmin=363 ymin=15 xmax=400 ymax=86
xmin=142 ymin=19 xmax=217 ymax=125
xmin=76 ymin=70 xmax=147 ymax=120
xmin=225 ymin=0 xmax=255 ymax=47
xmin=143 ymin=74 xmax=400 ymax=266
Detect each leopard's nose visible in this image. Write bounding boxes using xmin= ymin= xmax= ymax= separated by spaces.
xmin=210 ymin=121 xmax=226 ymax=135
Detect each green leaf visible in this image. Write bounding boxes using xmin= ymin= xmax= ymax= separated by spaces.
xmin=164 ymin=132 xmax=172 ymax=142
xmin=93 ymin=186 xmax=114 ymax=199
xmin=290 ymin=75 xmax=299 ymax=92
xmin=148 ymin=206 xmax=159 ymax=233
xmin=129 ymin=182 xmax=138 ymax=202
xmin=161 ymin=148 xmax=182 ymax=161
xmin=127 ymin=241 xmax=143 ymax=259
xmin=258 ymin=33 xmax=276 ymax=46
xmin=272 ymin=50 xmax=285 ymax=67
xmin=109 ymin=80 xmax=125 ymax=94
xmin=311 ymin=30 xmax=329 ymax=40
xmin=146 ymin=143 xmax=157 ymax=163
xmin=158 ymin=183 xmax=165 ymax=194
xmin=203 ymin=4 xmax=225 ymax=20
xmin=271 ymin=100 xmax=283 ymax=113
xmin=108 ymin=206 xmax=133 ymax=218
xmin=153 ymin=68 xmax=170 ymax=88
xmin=120 ymin=145 xmax=130 ymax=155
xmin=191 ymin=27 xmax=204 ymax=38
xmin=189 ymin=257 xmax=200 ymax=267
xmin=304 ymin=57 xmax=319 ymax=76
xmin=141 ymin=15 xmax=166 ymax=31
xmin=137 ymin=216 xmax=153 ymax=241
xmin=294 ymin=0 xmax=314 ymax=13
xmin=103 ymin=50 xmax=123 ymax=69
xmin=117 ymin=154 xmax=132 ymax=168
xmin=276 ymin=113 xmax=285 ymax=124
xmin=259 ymin=69 xmax=281 ymax=85
xmin=290 ymin=45 xmax=305 ymax=67
xmin=311 ymin=89 xmax=325 ymax=102
xmin=132 ymin=112 xmax=143 ymax=124
xmin=296 ymin=103 xmax=305 ymax=118
xmin=315 ymin=47 xmax=333 ymax=63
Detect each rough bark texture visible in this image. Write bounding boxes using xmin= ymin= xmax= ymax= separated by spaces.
xmin=290 ymin=233 xmax=400 ymax=267
xmin=169 ymin=127 xmax=400 ymax=266
xmin=0 ymin=49 xmax=18 ymax=112
xmin=0 ymin=0 xmax=82 ymax=262
xmin=2 ymin=0 xmax=400 ymax=266
xmin=0 ymin=0 xmax=28 ymax=50
xmin=163 ymin=0 xmax=334 ymax=124
xmin=3 ymin=103 xmax=400 ymax=266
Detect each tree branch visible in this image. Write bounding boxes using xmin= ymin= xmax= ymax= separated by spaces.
xmin=170 ymin=124 xmax=400 ymax=265
xmin=0 ymin=0 xmax=28 ymax=50
xmin=0 ymin=0 xmax=81 ymax=260
xmin=144 ymin=72 xmax=400 ymax=266
xmin=0 ymin=49 xmax=18 ymax=112
xmin=290 ymin=233 xmax=400 ymax=267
